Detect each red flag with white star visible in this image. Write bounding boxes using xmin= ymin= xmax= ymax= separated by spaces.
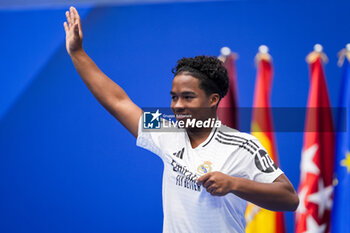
xmin=295 ymin=45 xmax=334 ymax=233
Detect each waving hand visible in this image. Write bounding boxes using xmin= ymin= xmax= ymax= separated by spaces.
xmin=64 ymin=6 xmax=83 ymax=55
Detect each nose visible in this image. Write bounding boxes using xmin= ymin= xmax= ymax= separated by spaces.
xmin=172 ymin=98 xmax=185 ymax=112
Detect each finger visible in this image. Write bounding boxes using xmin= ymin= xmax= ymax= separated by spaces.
xmin=70 ymin=7 xmax=76 ymax=25
xmin=66 ymin=11 xmax=72 ymax=28
xmin=72 ymin=7 xmax=82 ymax=37
xmin=63 ymin=22 xmax=68 ymax=33
xmin=197 ymin=173 xmax=211 ymax=185
xmin=72 ymin=6 xmax=80 ymax=20
xmin=70 ymin=7 xmax=76 ymax=26
xmin=206 ymin=184 xmax=216 ymax=193
xmin=71 ymin=7 xmax=78 ymax=23
xmin=208 ymin=187 xmax=217 ymax=196
xmin=70 ymin=6 xmax=76 ymax=25
xmin=210 ymin=190 xmax=218 ymax=196
xmin=203 ymin=179 xmax=214 ymax=189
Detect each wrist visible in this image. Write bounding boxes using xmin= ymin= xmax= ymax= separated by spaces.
xmin=69 ymin=48 xmax=85 ymax=59
xmin=230 ymin=176 xmax=241 ymax=193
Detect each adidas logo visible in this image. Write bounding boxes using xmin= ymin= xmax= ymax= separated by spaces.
xmin=173 ymin=147 xmax=185 ymax=159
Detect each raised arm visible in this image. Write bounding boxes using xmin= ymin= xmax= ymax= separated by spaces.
xmin=63 ymin=6 xmax=142 ymax=137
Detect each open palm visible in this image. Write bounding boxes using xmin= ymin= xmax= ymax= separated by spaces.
xmin=63 ymin=6 xmax=83 ymax=55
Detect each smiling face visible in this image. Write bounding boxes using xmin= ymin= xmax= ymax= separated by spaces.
xmin=170 ymin=73 xmax=219 ymax=123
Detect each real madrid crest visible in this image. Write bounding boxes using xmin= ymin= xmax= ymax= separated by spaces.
xmin=197 ymin=161 xmax=212 ymax=175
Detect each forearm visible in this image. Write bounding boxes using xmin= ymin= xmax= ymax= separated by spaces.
xmin=231 ymin=176 xmax=299 ymax=211
xmin=64 ymin=7 xmax=142 ymax=137
xmin=70 ymin=49 xmax=130 ymax=110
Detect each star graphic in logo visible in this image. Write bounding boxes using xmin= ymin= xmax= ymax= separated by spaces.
xmin=301 ymin=144 xmax=320 ymax=180
xmin=296 ymin=187 xmax=308 ymax=220
xmin=150 ymin=109 xmax=162 ymax=122
xmin=303 ymin=215 xmax=326 ymax=233
xmin=308 ymin=178 xmax=333 ymax=219
xmin=341 ymin=152 xmax=350 ymax=173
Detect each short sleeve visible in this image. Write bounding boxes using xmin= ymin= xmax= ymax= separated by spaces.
xmin=241 ymin=139 xmax=283 ymax=183
xmin=136 ymin=114 xmax=165 ymax=160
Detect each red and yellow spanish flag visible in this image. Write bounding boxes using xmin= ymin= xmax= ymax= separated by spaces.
xmin=245 ymin=45 xmax=285 ymax=233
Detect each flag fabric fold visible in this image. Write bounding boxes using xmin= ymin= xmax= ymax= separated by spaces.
xmin=295 ymin=49 xmax=334 ymax=233
xmin=218 ymin=50 xmax=239 ymax=129
xmin=245 ymin=48 xmax=285 ymax=233
xmin=330 ymin=48 xmax=350 ymax=233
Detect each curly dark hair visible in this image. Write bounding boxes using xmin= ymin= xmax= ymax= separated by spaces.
xmin=172 ymin=55 xmax=229 ymax=100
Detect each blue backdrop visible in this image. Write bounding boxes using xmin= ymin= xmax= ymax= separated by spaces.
xmin=0 ymin=1 xmax=348 ymax=232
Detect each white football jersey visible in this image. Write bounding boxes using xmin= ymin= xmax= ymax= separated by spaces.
xmin=136 ymin=116 xmax=283 ymax=233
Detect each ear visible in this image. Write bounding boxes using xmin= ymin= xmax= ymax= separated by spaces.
xmin=209 ymin=93 xmax=220 ymax=108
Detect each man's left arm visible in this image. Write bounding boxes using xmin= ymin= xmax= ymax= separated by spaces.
xmin=197 ymin=172 xmax=299 ymax=212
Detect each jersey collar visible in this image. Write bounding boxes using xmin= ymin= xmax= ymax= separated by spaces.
xmin=185 ymin=122 xmax=219 ymax=150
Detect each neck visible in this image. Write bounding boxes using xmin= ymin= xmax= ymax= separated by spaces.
xmin=186 ymin=113 xmax=217 ymax=148
xmin=186 ymin=127 xmax=212 ymax=148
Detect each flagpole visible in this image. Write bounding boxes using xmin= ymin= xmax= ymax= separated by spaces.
xmin=219 ymin=46 xmax=239 ymax=62
xmin=306 ymin=43 xmax=328 ymax=64
xmin=337 ymin=43 xmax=350 ymax=67
xmin=255 ymin=45 xmax=272 ymax=65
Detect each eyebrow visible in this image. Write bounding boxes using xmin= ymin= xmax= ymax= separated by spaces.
xmin=170 ymin=91 xmax=196 ymax=95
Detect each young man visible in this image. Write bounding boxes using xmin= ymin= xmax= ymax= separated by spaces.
xmin=64 ymin=7 xmax=299 ymax=233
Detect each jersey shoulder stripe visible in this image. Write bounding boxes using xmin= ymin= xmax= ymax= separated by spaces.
xmin=217 ymin=130 xmax=261 ymax=152
xmin=216 ymin=134 xmax=258 ymax=153
xmin=214 ymin=137 xmax=255 ymax=155
xmin=218 ymin=130 xmax=255 ymax=142
xmin=217 ymin=131 xmax=258 ymax=151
